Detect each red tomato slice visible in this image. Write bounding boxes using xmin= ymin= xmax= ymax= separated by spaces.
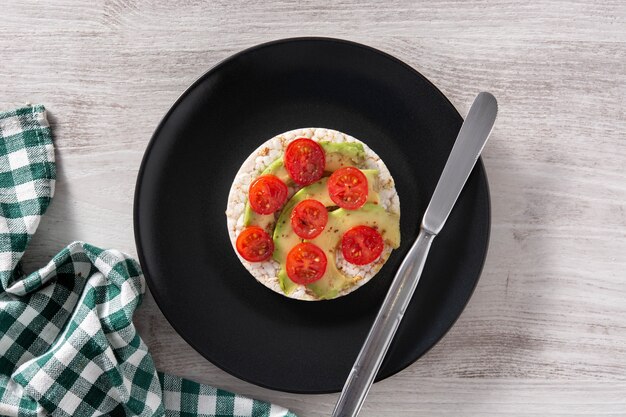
xmin=341 ymin=226 xmax=384 ymax=265
xmin=290 ymin=199 xmax=328 ymax=239
xmin=284 ymin=138 xmax=325 ymax=186
xmin=328 ymin=167 xmax=368 ymax=210
xmin=248 ymin=174 xmax=288 ymax=215
xmin=236 ymin=226 xmax=274 ymax=262
xmin=286 ymin=242 xmax=327 ymax=285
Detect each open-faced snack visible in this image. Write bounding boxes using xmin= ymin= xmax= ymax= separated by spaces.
xmin=226 ymin=128 xmax=400 ymax=300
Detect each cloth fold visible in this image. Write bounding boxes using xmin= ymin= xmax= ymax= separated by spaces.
xmin=0 ymin=105 xmax=295 ymax=417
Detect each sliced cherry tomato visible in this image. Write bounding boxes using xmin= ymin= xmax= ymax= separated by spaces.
xmin=236 ymin=226 xmax=274 ymax=262
xmin=341 ymin=226 xmax=384 ymax=265
xmin=284 ymin=138 xmax=325 ymax=186
xmin=290 ymin=199 xmax=328 ymax=239
xmin=248 ymin=174 xmax=288 ymax=215
xmin=286 ymin=242 xmax=327 ymax=285
xmin=328 ymin=167 xmax=368 ymax=210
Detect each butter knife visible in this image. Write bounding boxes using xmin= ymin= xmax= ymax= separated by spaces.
xmin=332 ymin=92 xmax=498 ymax=417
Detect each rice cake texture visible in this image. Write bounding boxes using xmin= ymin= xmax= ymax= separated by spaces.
xmin=226 ymin=128 xmax=400 ymax=300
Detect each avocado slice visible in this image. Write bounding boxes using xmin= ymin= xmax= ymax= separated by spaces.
xmin=272 ymin=172 xmax=400 ymax=299
xmin=260 ymin=141 xmax=365 ymax=182
xmin=320 ymin=141 xmax=366 ymax=173
xmin=243 ymin=141 xmax=367 ymax=231
xmin=305 ymin=204 xmax=401 ymax=298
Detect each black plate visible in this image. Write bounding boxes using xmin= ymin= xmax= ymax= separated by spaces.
xmin=134 ymin=38 xmax=490 ymax=394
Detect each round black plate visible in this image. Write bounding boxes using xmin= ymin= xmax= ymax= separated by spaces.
xmin=134 ymin=38 xmax=490 ymax=394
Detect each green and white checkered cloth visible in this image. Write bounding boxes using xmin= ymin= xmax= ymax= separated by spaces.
xmin=0 ymin=105 xmax=296 ymax=417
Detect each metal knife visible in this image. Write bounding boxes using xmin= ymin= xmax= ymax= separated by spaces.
xmin=332 ymin=92 xmax=498 ymax=417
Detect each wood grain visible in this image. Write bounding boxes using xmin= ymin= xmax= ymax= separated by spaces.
xmin=2 ymin=1 xmax=625 ymax=415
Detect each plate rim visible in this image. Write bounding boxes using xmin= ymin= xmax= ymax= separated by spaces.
xmin=134 ymin=36 xmax=491 ymax=394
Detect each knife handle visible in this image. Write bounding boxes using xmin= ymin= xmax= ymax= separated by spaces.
xmin=332 ymin=229 xmax=435 ymax=417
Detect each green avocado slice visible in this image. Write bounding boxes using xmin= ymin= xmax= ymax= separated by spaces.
xmin=305 ymin=204 xmax=401 ymax=299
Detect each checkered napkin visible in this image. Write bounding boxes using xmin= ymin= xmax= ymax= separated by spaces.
xmin=0 ymin=105 xmax=296 ymax=417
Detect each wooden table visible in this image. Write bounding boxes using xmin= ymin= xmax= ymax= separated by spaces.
xmin=3 ymin=1 xmax=625 ymax=416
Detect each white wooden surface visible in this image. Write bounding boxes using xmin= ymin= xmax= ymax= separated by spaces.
xmin=2 ymin=1 xmax=626 ymax=416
